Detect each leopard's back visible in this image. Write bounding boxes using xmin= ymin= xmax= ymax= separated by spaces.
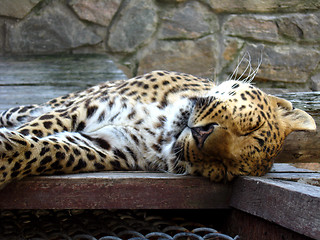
xmin=0 ymin=71 xmax=213 ymax=129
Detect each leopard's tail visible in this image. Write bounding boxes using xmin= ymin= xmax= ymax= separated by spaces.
xmin=0 ymin=105 xmax=53 ymax=129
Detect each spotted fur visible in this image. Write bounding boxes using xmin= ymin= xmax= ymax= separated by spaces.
xmin=0 ymin=70 xmax=316 ymax=187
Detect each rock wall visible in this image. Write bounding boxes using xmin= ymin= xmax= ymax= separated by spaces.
xmin=1 ymin=0 xmax=320 ymax=91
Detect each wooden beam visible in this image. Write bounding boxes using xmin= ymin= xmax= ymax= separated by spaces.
xmin=0 ymin=172 xmax=232 ymax=209
xmin=225 ymin=209 xmax=312 ymax=240
xmin=0 ymin=164 xmax=319 ymax=238
xmin=275 ymin=115 xmax=320 ymax=163
xmin=230 ymin=174 xmax=320 ymax=239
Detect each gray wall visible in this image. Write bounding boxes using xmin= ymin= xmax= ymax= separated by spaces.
xmin=1 ymin=0 xmax=320 ymax=91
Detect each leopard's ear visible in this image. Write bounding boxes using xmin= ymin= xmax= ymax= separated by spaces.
xmin=268 ymin=95 xmax=316 ymax=133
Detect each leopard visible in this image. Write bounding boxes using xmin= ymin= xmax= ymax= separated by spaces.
xmin=0 ymin=68 xmax=316 ymax=188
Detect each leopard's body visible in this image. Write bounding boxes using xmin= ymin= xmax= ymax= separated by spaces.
xmin=0 ymin=70 xmax=316 ymax=187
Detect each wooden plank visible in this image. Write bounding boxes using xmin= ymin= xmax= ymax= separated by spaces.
xmin=0 ymin=164 xmax=314 ymax=210
xmin=0 ymin=55 xmax=126 ymax=86
xmin=267 ymin=163 xmax=320 ymax=182
xmin=0 ymin=172 xmax=232 ymax=209
xmin=225 ymin=209 xmax=312 ymax=240
xmin=275 ymin=115 xmax=320 ymax=163
xmin=0 ymin=85 xmax=74 ymax=111
xmin=0 ymin=55 xmax=127 ymax=112
xmin=230 ymin=176 xmax=320 ymax=239
xmin=265 ymin=172 xmax=320 ymax=181
xmin=269 ymin=163 xmax=316 ymax=173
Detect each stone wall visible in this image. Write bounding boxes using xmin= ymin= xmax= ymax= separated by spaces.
xmin=1 ymin=0 xmax=320 ymax=91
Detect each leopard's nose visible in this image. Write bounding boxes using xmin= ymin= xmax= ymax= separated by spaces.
xmin=190 ymin=123 xmax=217 ymax=149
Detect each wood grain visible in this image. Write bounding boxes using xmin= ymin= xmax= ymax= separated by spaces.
xmin=225 ymin=209 xmax=312 ymax=240
xmin=0 ymin=164 xmax=318 ymax=238
xmin=230 ymin=175 xmax=320 ymax=239
xmin=275 ymin=115 xmax=320 ymax=163
xmin=0 ymin=172 xmax=232 ymax=209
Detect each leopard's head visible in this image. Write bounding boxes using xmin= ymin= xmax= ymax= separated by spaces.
xmin=176 ymin=80 xmax=316 ymax=181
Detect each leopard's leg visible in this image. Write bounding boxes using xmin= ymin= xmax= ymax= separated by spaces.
xmin=16 ymin=103 xmax=89 ymax=137
xmin=15 ymin=96 xmax=119 ymax=138
xmin=0 ymin=125 xmax=145 ymax=188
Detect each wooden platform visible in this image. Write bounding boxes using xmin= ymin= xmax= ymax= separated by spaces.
xmin=232 ymin=164 xmax=320 ymax=239
xmin=0 ymin=164 xmax=319 ymax=239
xmin=0 ymin=172 xmax=232 ymax=209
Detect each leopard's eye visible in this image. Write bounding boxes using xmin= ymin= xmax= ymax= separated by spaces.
xmin=242 ymin=121 xmax=266 ymax=136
